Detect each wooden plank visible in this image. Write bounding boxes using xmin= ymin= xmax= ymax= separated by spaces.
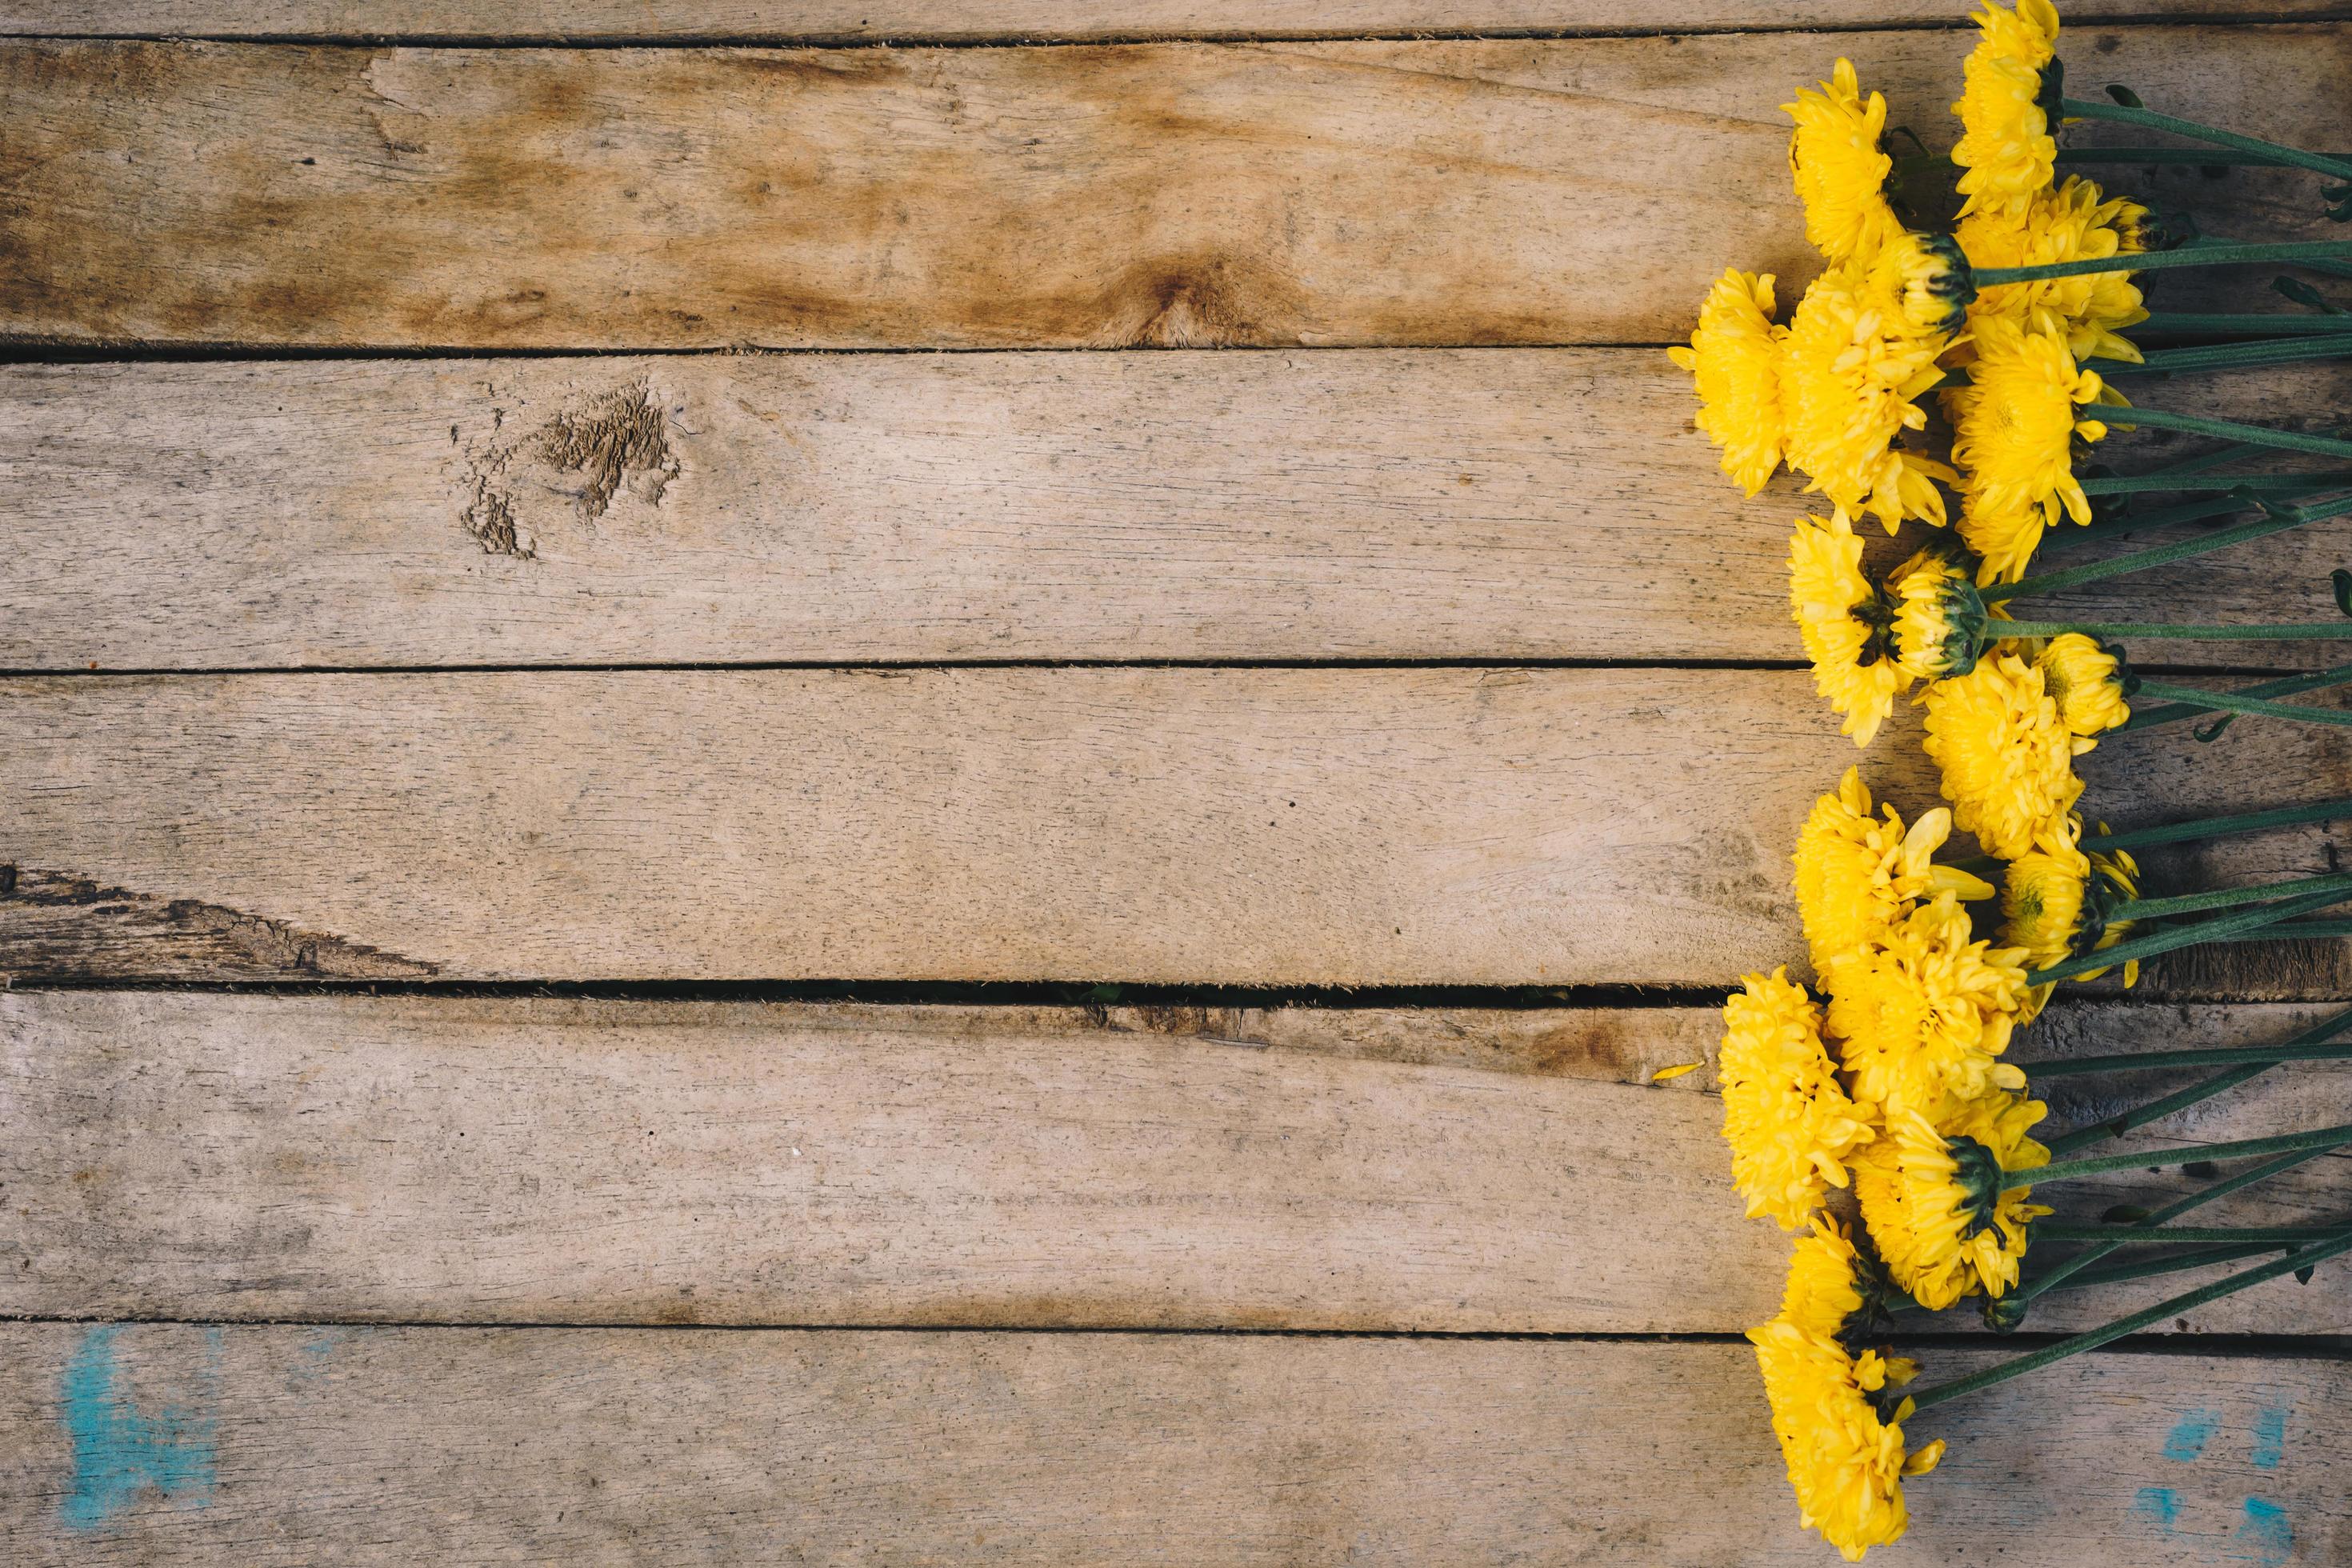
xmin=2 ymin=667 xmax=2347 ymax=988
xmin=0 ymin=1324 xmax=2342 ymax=1564
xmin=7 ymin=356 xmax=2346 ymax=672
xmin=8 ymin=0 xmax=2347 ymax=43
xmin=1 ymin=27 xmax=2340 ymax=349
xmin=1 ymin=990 xmax=2341 ymax=1334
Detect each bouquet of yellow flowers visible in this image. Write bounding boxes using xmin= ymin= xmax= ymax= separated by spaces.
xmin=1672 ymin=2 xmax=2352 ymax=1556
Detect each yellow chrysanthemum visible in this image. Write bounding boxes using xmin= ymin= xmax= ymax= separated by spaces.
xmin=1921 ymin=651 xmax=2088 ymax=860
xmin=1957 ymin=178 xmax=2150 ymax=364
xmin=1944 ymin=318 xmax=2108 ymax=584
xmin=1951 ymin=0 xmax=2062 ymax=220
xmin=1794 ymin=767 xmax=1998 ymax=976
xmin=1781 ymin=268 xmax=1958 ymax=534
xmin=1826 ymin=894 xmax=2031 ymax=1113
xmin=1886 ymin=542 xmax=1990 ymax=680
xmin=2038 ymin=631 xmax=2131 ymax=739
xmin=1782 ymin=1217 xmax=1874 ymax=1340
xmin=1954 ymin=492 xmax=2050 ymax=589
xmin=1786 ymin=59 xmax=1902 ymax=267
xmin=1719 ymin=969 xmax=1879 ymax=1230
xmin=1750 ymin=1322 xmax=1943 ymax=1562
xmin=1790 ymin=513 xmax=1908 ymax=746
xmin=1867 ymin=232 xmax=1977 ymax=343
xmin=1854 ymin=1092 xmax=2051 ymax=1310
xmin=1670 ymin=268 xmax=1789 ymax=495
xmin=2005 ymin=821 xmax=2142 ymax=1009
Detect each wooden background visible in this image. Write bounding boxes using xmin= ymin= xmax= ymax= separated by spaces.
xmin=2 ymin=3 xmax=2349 ymax=1562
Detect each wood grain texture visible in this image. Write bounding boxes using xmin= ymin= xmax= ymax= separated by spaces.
xmin=0 ymin=1324 xmax=2343 ymax=1565
xmin=4 ymin=991 xmax=2341 ymax=1333
xmin=8 ymin=0 xmax=2347 ymax=42
xmin=7 ymin=355 xmax=2346 ymax=671
xmin=3 ymin=667 xmax=2350 ymax=989
xmin=1 ymin=26 xmax=2341 ymax=349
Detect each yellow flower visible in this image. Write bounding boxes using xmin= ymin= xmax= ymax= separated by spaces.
xmin=1670 ymin=268 xmax=1789 ymax=495
xmin=1944 ymin=318 xmax=2108 ymax=584
xmin=1786 ymin=59 xmax=1901 ymax=267
xmin=1719 ymin=969 xmax=1878 ymax=1230
xmin=1854 ymin=1091 xmax=2051 ymax=1309
xmin=1867 ymin=231 xmax=1977 ymax=342
xmin=1749 ymin=1322 xmax=1942 ymax=1561
xmin=1951 ymin=0 xmax=2062 ymax=220
xmin=1954 ymin=492 xmax=2050 ymax=589
xmin=1826 ymin=894 xmax=2030 ymax=1113
xmin=1794 ymin=767 xmax=1998 ymax=977
xmin=1781 ymin=1218 xmax=1874 ymax=1339
xmin=1790 ymin=514 xmax=1907 ymax=746
xmin=1957 ymin=178 xmax=2150 ymax=364
xmin=1886 ymin=542 xmax=1989 ymax=680
xmin=2000 ymin=832 xmax=2093 ymax=977
xmin=1922 ymin=651 xmax=2088 ymax=860
xmin=2038 ymin=632 xmax=2131 ymax=739
xmin=1781 ymin=268 xmax=1957 ymax=534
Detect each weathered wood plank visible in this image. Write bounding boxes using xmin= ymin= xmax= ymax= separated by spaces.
xmin=2 ymin=668 xmax=2346 ymax=989
xmin=1 ymin=991 xmax=2342 ymax=1334
xmin=0 ymin=1325 xmax=2342 ymax=1564
xmin=1 ymin=28 xmax=2340 ymax=348
xmin=7 ymin=355 xmax=2346 ymax=671
xmin=7 ymin=0 xmax=2345 ymax=42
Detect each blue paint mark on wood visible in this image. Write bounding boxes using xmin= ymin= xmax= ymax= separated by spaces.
xmin=2250 ymin=1405 xmax=2288 ymax=1470
xmin=2227 ymin=1498 xmax=2294 ymax=1566
xmin=2163 ymin=1409 xmax=2219 ymax=1462
xmin=2130 ymin=1486 xmax=2182 ymax=1534
xmin=58 ymin=1326 xmax=218 ymax=1531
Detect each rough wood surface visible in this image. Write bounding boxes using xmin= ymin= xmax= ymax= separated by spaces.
xmin=5 ymin=991 xmax=2341 ymax=1334
xmin=7 ymin=356 xmax=2346 ymax=671
xmin=2 ymin=667 xmax=2348 ymax=988
xmin=7 ymin=0 xmax=2346 ymax=42
xmin=1 ymin=27 xmax=2340 ymax=349
xmin=0 ymin=1324 xmax=2342 ymax=1565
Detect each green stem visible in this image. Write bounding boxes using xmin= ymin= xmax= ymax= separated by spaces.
xmin=1991 ymin=618 xmax=2352 ymax=642
xmin=2138 ymin=312 xmax=2352 ymax=337
xmin=2012 ymin=1145 xmax=2338 ymax=1301
xmin=2020 ymin=1122 xmax=2352 ymax=1187
xmin=2200 ymin=918 xmax=2352 ymax=942
xmin=1987 ymin=505 xmax=2334 ymax=602
xmin=2090 ymin=337 xmax=2352 ymax=376
xmin=2113 ymin=870 xmax=2352 ymax=922
xmin=2056 ymin=1242 xmax=2288 ymax=1290
xmin=2085 ymin=797 xmax=2352 ymax=850
xmin=2076 ymin=471 xmax=2352 ymax=494
xmin=2132 ymin=678 xmax=2352 ymax=727
xmin=2098 ymin=406 xmax=2352 ymax=461
xmin=2058 ymin=98 xmax=2352 ymax=183
xmin=2118 ymin=664 xmax=2352 ymax=733
xmin=1905 ymin=1230 xmax=2352 ymax=1413
xmin=2055 ymin=146 xmax=2352 ymax=169
xmin=2034 ymin=1222 xmax=2352 ymax=1245
xmin=1973 ymin=239 xmax=2352 ymax=286
xmin=2025 ymin=883 xmax=2352 ymax=985
xmin=2027 ymin=1040 xmax=2352 ymax=1080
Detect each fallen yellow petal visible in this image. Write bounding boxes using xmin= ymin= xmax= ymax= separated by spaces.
xmin=1650 ymin=1062 xmax=1704 ymax=1082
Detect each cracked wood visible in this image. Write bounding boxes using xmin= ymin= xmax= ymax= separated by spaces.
xmin=0 ymin=1324 xmax=2343 ymax=1565
xmin=2 ymin=990 xmax=2343 ymax=1334
xmin=6 ymin=355 xmax=2350 ymax=670
xmin=1 ymin=26 xmax=2343 ymax=348
xmin=2 ymin=667 xmax=2350 ymax=990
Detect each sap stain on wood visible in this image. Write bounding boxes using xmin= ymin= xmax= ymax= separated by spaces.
xmin=0 ymin=868 xmax=436 ymax=981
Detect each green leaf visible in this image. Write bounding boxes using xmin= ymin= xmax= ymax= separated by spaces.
xmin=2106 ymin=83 xmax=2144 ymax=109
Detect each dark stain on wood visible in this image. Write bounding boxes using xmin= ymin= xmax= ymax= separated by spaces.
xmin=0 ymin=867 xmax=438 ymax=981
